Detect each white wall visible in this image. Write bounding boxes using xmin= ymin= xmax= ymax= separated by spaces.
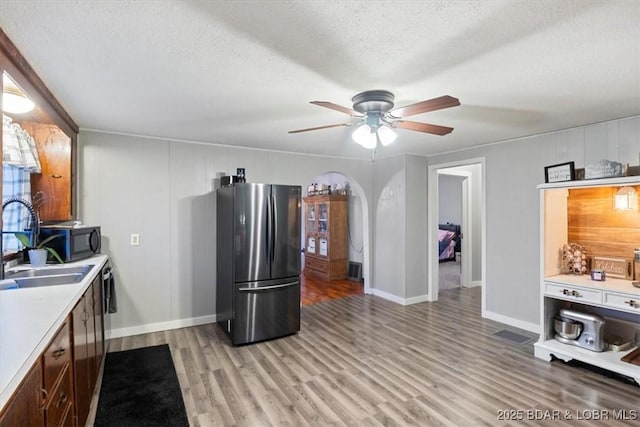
xmin=369 ymin=154 xmax=429 ymax=303
xmin=371 ymin=155 xmax=406 ymax=300
xmin=78 ymin=131 xmax=372 ymax=337
xmin=438 ymin=174 xmax=464 ymax=225
xmin=405 ymin=155 xmax=429 ymax=301
xmin=428 ymin=115 xmax=640 ymax=330
xmin=78 ymin=115 xmax=640 ymax=336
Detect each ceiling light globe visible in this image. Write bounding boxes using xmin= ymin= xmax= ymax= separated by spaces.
xmin=2 ymin=91 xmax=35 ymax=114
xmin=352 ymin=124 xmax=377 ymax=149
xmin=377 ymin=125 xmax=397 ymax=146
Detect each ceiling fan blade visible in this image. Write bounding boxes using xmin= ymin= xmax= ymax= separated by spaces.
xmin=310 ymin=101 xmax=364 ymax=117
xmin=288 ymin=123 xmax=351 ymax=134
xmin=392 ymin=120 xmax=454 ymax=136
xmin=389 ymin=95 xmax=460 ymax=118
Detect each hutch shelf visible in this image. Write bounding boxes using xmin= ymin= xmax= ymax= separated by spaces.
xmin=534 ymin=176 xmax=640 ymax=385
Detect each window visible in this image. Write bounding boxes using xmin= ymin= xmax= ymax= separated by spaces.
xmin=2 ymin=114 xmax=41 ymax=254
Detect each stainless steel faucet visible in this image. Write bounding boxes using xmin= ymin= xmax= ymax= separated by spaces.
xmin=1 ymin=197 xmax=39 ymax=279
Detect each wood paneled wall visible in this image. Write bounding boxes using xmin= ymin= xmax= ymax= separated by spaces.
xmin=567 ymin=185 xmax=640 ymax=259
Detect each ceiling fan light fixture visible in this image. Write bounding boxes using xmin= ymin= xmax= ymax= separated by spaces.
xmin=2 ymin=73 xmax=35 ymax=114
xmin=2 ymin=87 xmax=35 ymax=114
xmin=352 ymin=124 xmax=377 ymax=149
xmin=377 ymin=125 xmax=397 ymax=146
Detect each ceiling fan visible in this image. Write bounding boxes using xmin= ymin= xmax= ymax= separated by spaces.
xmin=289 ymin=90 xmax=460 ymax=149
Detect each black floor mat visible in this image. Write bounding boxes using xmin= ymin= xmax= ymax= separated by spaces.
xmin=95 ymin=344 xmax=188 ymax=427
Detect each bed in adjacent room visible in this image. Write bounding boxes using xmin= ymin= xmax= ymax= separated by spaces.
xmin=438 ymin=223 xmax=461 ymax=262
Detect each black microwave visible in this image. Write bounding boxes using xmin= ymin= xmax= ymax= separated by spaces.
xmin=39 ymin=225 xmax=101 ymax=262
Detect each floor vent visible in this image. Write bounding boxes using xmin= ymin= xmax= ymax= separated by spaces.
xmin=347 ymin=261 xmax=362 ymax=281
xmin=494 ymin=329 xmax=533 ymax=345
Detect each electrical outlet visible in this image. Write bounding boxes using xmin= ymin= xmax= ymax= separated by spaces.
xmin=130 ymin=233 xmax=140 ymax=246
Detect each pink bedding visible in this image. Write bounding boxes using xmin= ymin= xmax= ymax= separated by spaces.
xmin=438 ymin=229 xmax=457 ymax=261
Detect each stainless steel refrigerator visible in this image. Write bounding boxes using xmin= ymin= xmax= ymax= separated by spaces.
xmin=216 ymin=183 xmax=301 ymax=345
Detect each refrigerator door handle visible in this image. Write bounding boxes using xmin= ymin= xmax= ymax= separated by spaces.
xmin=238 ymin=281 xmax=299 ymax=292
xmin=266 ymin=192 xmax=272 ymax=263
xmin=271 ymin=193 xmax=277 ymax=264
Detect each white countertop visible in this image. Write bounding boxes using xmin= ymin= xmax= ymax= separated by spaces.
xmin=0 ymin=254 xmax=109 ymax=409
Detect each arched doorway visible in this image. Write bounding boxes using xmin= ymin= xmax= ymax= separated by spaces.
xmin=301 ymin=171 xmax=371 ymax=303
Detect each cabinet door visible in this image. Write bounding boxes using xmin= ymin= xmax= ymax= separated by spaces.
xmin=42 ymin=320 xmax=71 ymax=395
xmin=85 ymin=286 xmax=97 ymax=390
xmin=0 ymin=359 xmax=44 ymax=427
xmin=72 ymin=294 xmax=90 ymax=427
xmin=44 ymin=365 xmax=73 ymax=427
xmin=21 ymin=122 xmax=73 ymax=221
xmin=93 ymin=276 xmax=104 ymax=370
xmin=317 ymin=202 xmax=328 ymax=234
xmin=306 ymin=203 xmax=316 ymax=233
xmin=305 ymin=202 xmax=316 ymax=254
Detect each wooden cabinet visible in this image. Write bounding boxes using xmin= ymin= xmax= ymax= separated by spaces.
xmin=0 ymin=319 xmax=74 ymax=427
xmin=93 ymin=277 xmax=104 ymax=372
xmin=73 ymin=274 xmax=104 ymax=427
xmin=20 ymin=122 xmax=74 ymax=221
xmin=73 ymin=284 xmax=94 ymax=427
xmin=43 ymin=319 xmax=73 ymax=427
xmin=303 ymin=194 xmax=348 ymax=281
xmin=0 ymin=261 xmax=106 ymax=427
xmin=0 ymin=360 xmax=44 ymax=427
xmin=534 ymin=176 xmax=640 ymax=385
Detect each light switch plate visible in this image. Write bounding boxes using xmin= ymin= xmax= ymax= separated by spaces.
xmin=130 ymin=233 xmax=140 ymax=246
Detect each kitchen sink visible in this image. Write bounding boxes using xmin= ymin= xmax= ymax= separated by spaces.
xmin=0 ymin=265 xmax=92 ymax=290
xmin=4 ymin=265 xmax=92 ymax=279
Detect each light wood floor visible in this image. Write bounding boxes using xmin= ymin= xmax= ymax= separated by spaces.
xmin=90 ymin=288 xmax=640 ymax=426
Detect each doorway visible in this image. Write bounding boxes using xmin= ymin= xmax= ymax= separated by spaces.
xmin=437 ymin=172 xmax=467 ymax=289
xmin=301 ymin=171 xmax=370 ymax=304
xmin=428 ymin=158 xmax=486 ymax=314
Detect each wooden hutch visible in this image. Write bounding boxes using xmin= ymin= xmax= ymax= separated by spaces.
xmin=303 ymin=193 xmax=348 ymax=281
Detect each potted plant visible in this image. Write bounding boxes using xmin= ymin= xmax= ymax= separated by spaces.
xmin=14 ymin=232 xmax=64 ymax=266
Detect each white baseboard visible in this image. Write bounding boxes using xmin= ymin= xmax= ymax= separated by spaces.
xmin=404 ymin=294 xmax=431 ymax=305
xmin=107 ymin=314 xmax=217 ymax=340
xmin=483 ymin=310 xmax=539 ymax=333
xmin=371 ymin=289 xmax=431 ymax=305
xmin=463 ymin=280 xmax=482 ymax=288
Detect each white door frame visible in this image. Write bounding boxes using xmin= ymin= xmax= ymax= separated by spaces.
xmin=427 ymin=157 xmax=486 ymax=315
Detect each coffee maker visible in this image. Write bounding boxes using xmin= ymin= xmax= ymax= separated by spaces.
xmin=554 ymin=309 xmax=606 ymax=352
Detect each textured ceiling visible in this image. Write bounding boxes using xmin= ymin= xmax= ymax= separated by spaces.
xmin=1 ymin=0 xmax=639 ymax=159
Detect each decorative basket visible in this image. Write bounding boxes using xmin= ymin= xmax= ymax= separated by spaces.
xmin=561 ymin=243 xmax=588 ymax=275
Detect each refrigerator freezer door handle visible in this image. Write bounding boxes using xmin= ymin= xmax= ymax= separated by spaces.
xmin=271 ymin=194 xmax=277 ymax=264
xmin=238 ymin=281 xmax=299 ymax=292
xmin=266 ymin=192 xmax=272 ymax=263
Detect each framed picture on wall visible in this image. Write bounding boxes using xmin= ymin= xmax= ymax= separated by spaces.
xmin=544 ymin=161 xmax=575 ymax=183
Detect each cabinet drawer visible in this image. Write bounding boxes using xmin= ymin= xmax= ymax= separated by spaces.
xmin=603 ymin=291 xmax=640 ymax=312
xmin=57 ymin=402 xmax=74 ymax=427
xmin=306 ymin=256 xmax=328 ymax=273
xmin=43 ymin=320 xmax=71 ymax=392
xmin=545 ymin=282 xmax=602 ymax=304
xmin=45 ymin=364 xmax=73 ymax=427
